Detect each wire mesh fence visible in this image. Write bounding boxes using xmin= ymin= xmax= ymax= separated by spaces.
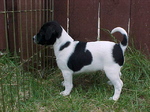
xmin=0 ymin=0 xmax=54 ymax=111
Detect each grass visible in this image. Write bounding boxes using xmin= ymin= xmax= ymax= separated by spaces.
xmin=0 ymin=46 xmax=150 ymax=112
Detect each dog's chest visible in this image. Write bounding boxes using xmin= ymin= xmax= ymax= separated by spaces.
xmin=55 ymin=41 xmax=93 ymax=72
xmin=54 ymin=42 xmax=75 ymax=70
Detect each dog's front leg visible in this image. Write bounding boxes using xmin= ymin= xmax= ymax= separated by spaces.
xmin=60 ymin=71 xmax=73 ymax=96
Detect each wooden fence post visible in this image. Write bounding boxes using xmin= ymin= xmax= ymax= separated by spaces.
xmin=0 ymin=0 xmax=7 ymax=51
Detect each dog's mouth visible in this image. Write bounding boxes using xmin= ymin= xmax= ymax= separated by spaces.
xmin=33 ymin=35 xmax=48 ymax=45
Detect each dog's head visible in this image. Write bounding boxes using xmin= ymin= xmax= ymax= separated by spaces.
xmin=33 ymin=21 xmax=62 ymax=45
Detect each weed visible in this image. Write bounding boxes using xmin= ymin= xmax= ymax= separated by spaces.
xmin=0 ymin=45 xmax=150 ymax=112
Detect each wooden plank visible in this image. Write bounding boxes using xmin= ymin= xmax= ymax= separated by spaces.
xmin=16 ymin=0 xmax=46 ymax=56
xmin=130 ymin=0 xmax=150 ymax=55
xmin=69 ymin=0 xmax=99 ymax=41
xmin=17 ymin=0 xmax=46 ymax=70
xmin=54 ymin=0 xmax=67 ymax=30
xmin=0 ymin=0 xmax=6 ymax=50
xmin=100 ymin=0 xmax=130 ymax=42
xmin=0 ymin=16 xmax=6 ymax=50
xmin=17 ymin=0 xmax=32 ymax=60
xmin=6 ymin=0 xmax=19 ymax=53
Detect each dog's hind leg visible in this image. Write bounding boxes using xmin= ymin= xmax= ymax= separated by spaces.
xmin=60 ymin=71 xmax=73 ymax=96
xmin=104 ymin=67 xmax=123 ymax=101
xmin=109 ymin=78 xmax=123 ymax=101
xmin=107 ymin=72 xmax=122 ymax=86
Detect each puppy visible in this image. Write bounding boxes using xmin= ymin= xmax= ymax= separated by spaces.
xmin=33 ymin=21 xmax=128 ymax=101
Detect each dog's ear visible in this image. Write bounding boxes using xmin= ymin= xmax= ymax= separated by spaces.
xmin=45 ymin=26 xmax=56 ymax=40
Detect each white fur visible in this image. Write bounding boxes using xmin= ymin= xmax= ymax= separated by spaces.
xmin=52 ymin=27 xmax=128 ymax=101
xmin=111 ymin=27 xmax=128 ymax=52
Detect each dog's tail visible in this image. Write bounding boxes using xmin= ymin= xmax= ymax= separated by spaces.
xmin=111 ymin=27 xmax=128 ymax=51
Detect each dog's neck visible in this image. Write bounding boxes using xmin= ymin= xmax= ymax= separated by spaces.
xmin=53 ymin=28 xmax=74 ymax=56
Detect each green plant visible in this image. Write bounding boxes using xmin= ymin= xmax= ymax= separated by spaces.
xmin=0 ymin=45 xmax=150 ymax=111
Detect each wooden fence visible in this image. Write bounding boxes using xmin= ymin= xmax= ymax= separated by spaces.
xmin=0 ymin=0 xmax=150 ymax=61
xmin=0 ymin=1 xmax=54 ymax=111
xmin=0 ymin=0 xmax=149 ymax=111
xmin=54 ymin=0 xmax=150 ymax=55
xmin=0 ymin=0 xmax=55 ymax=71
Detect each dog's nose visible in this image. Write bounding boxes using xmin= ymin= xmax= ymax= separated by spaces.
xmin=33 ymin=35 xmax=38 ymax=44
xmin=33 ymin=35 xmax=36 ymax=40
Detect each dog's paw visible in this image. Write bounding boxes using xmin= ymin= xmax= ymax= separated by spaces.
xmin=107 ymin=81 xmax=113 ymax=86
xmin=60 ymin=91 xmax=70 ymax=96
xmin=109 ymin=97 xmax=118 ymax=101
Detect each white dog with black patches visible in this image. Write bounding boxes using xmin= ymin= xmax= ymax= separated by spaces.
xmin=33 ymin=21 xmax=128 ymax=101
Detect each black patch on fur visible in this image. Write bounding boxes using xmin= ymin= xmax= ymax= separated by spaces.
xmin=112 ymin=44 xmax=124 ymax=66
xmin=67 ymin=42 xmax=93 ymax=72
xmin=121 ymin=34 xmax=127 ymax=46
xmin=59 ymin=41 xmax=71 ymax=51
xmin=36 ymin=21 xmax=62 ymax=45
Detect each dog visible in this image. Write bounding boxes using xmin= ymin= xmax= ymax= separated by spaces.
xmin=33 ymin=21 xmax=128 ymax=101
